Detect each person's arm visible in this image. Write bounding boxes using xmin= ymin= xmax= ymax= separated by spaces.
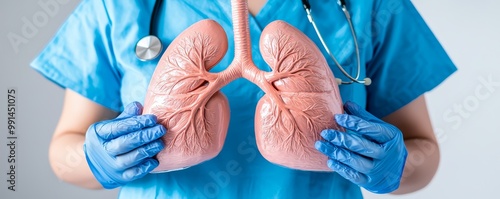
xmin=383 ymin=95 xmax=440 ymax=194
xmin=49 ymin=89 xmax=118 ymax=189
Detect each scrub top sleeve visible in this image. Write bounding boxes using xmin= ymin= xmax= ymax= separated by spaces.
xmin=365 ymin=0 xmax=457 ymax=118
xmin=30 ymin=0 xmax=122 ymax=112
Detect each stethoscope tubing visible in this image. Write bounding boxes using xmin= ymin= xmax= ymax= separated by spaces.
xmin=302 ymin=0 xmax=371 ymax=85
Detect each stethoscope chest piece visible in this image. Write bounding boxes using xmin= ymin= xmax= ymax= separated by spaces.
xmin=135 ymin=35 xmax=163 ymax=61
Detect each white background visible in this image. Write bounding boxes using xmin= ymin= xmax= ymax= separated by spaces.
xmin=0 ymin=0 xmax=499 ymax=198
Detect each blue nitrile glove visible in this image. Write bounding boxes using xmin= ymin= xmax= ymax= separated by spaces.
xmin=315 ymin=101 xmax=408 ymax=194
xmin=83 ymin=102 xmax=166 ymax=189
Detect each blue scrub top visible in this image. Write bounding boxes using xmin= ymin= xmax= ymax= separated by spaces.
xmin=31 ymin=0 xmax=456 ymax=198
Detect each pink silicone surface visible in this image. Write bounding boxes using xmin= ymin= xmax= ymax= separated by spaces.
xmin=143 ymin=0 xmax=343 ymax=172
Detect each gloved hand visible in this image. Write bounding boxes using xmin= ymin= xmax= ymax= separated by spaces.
xmin=83 ymin=102 xmax=166 ymax=189
xmin=315 ymin=101 xmax=408 ymax=194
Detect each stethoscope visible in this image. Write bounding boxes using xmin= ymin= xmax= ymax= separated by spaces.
xmin=134 ymin=0 xmax=164 ymax=61
xmin=135 ymin=0 xmax=371 ymax=86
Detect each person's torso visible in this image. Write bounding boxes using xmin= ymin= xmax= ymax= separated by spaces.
xmin=107 ymin=0 xmax=375 ymax=198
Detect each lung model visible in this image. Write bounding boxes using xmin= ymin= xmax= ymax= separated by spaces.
xmin=143 ymin=0 xmax=343 ymax=172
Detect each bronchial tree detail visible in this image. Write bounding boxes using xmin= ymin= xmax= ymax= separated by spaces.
xmin=262 ymin=30 xmax=335 ymax=93
xmin=143 ymin=0 xmax=343 ymax=172
xmin=155 ymin=33 xmax=220 ymax=95
xmin=152 ymin=33 xmax=222 ymax=152
xmin=256 ymin=21 xmax=343 ymax=170
xmin=143 ymin=21 xmax=230 ymax=172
